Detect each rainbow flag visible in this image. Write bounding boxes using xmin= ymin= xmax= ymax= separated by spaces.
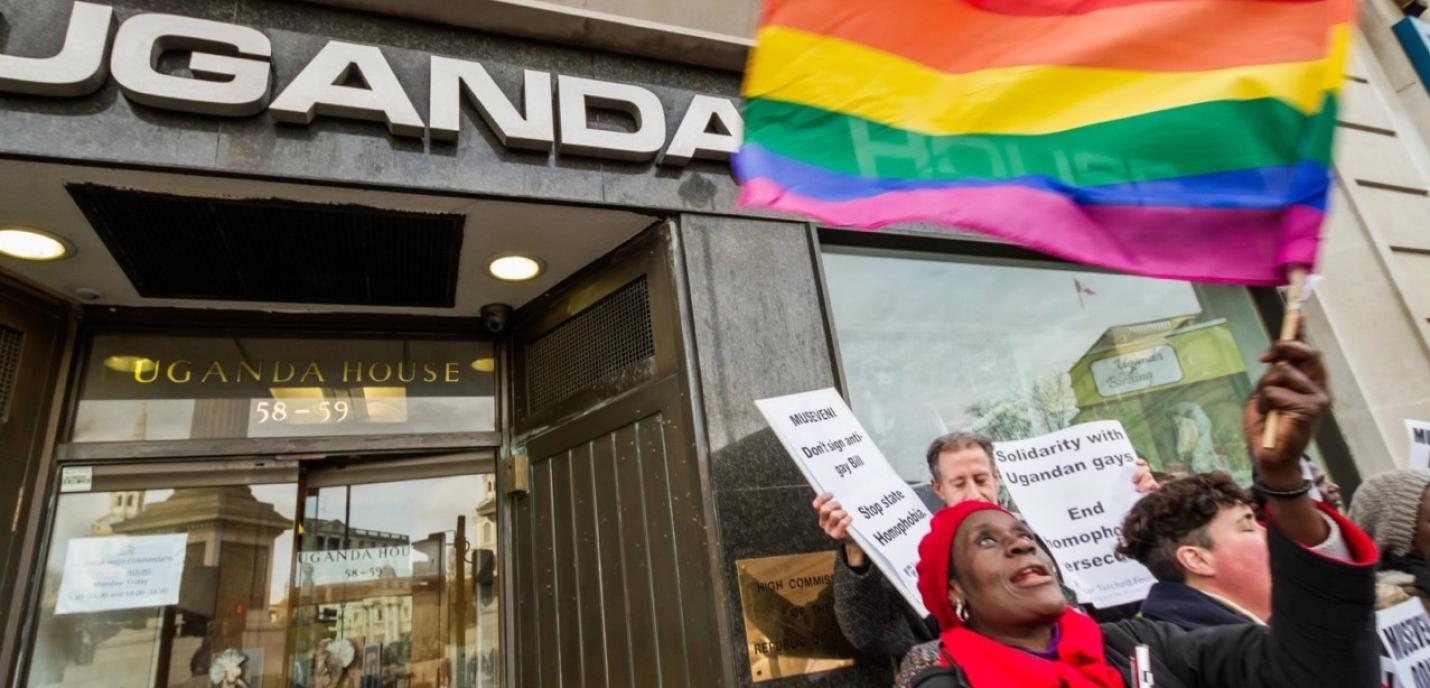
xmin=734 ymin=0 xmax=1355 ymax=285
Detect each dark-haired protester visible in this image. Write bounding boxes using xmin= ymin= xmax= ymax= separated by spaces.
xmin=1117 ymin=473 xmax=1269 ymax=629
xmin=812 ymin=434 xmax=1158 ymax=662
xmin=1347 ymin=468 xmax=1430 ymax=612
xmin=902 ymin=341 xmax=1380 ymax=688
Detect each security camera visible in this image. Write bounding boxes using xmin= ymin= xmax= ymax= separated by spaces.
xmin=480 ymin=303 xmax=513 ymax=335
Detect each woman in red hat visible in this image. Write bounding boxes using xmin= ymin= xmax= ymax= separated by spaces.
xmin=904 ymin=342 xmax=1380 ymax=688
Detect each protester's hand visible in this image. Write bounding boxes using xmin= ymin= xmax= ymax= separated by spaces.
xmin=1132 ymin=458 xmax=1159 ymax=493
xmin=1243 ymin=341 xmax=1332 ymax=547
xmin=1242 ymin=341 xmax=1330 ymax=489
xmin=813 ymin=492 xmax=867 ymax=568
xmin=814 ymin=492 xmax=852 ymax=540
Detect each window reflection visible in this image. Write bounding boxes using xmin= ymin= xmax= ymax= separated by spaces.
xmin=822 ymin=248 xmax=1277 ymax=485
xmin=291 ymin=474 xmax=497 ymax=688
xmin=24 ymin=471 xmax=499 ymax=688
xmin=27 ymin=485 xmax=297 ymax=688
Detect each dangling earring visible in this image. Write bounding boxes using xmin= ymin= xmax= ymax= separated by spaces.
xmin=955 ymin=599 xmax=970 ymax=623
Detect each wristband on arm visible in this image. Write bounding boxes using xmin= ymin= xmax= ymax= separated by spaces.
xmin=1253 ymin=479 xmax=1313 ymax=500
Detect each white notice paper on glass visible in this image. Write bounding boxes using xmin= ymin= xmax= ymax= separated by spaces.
xmin=59 ymin=466 xmax=92 ymax=493
xmin=992 ymin=421 xmax=1155 ymax=608
xmin=1407 ymin=419 xmax=1430 ymax=471
xmin=56 ymin=534 xmax=188 ymax=615
xmin=756 ymin=388 xmax=931 ymax=617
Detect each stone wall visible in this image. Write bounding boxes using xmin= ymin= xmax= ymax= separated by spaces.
xmin=1303 ymin=32 xmax=1430 ymax=476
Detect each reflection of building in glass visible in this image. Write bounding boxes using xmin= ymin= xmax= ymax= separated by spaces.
xmin=291 ymin=494 xmax=477 ymax=688
xmin=472 ymin=476 xmax=499 ymax=687
xmin=841 ymin=332 xmax=958 ymax=477
xmin=1067 ymin=317 xmax=1253 ymax=483
xmin=329 ymin=596 xmax=412 ymax=646
xmin=33 ymin=487 xmax=293 ymax=688
xmin=294 ymin=519 xmax=413 ymax=656
xmin=90 ymin=492 xmax=144 ymax=535
xmin=292 ymin=516 xmax=416 ymax=683
xmin=302 ymin=519 xmax=408 ymax=551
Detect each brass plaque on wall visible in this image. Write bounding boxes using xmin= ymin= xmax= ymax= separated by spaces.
xmin=735 ymin=550 xmax=857 ymax=682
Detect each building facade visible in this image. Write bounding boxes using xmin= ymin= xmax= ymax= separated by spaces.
xmin=1 ymin=1 xmax=1428 ymax=686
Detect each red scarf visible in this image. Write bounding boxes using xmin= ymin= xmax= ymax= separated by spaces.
xmin=916 ymin=502 xmax=1125 ymax=688
xmin=941 ymin=608 xmax=1124 ymax=688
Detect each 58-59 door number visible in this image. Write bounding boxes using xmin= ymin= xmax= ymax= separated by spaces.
xmin=254 ymin=400 xmax=352 ymax=424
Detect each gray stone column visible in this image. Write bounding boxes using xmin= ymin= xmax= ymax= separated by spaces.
xmin=678 ymin=213 xmax=893 ymax=686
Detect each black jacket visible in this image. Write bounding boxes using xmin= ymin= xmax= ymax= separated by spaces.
xmin=911 ymin=517 xmax=1378 ymax=688
xmin=831 ymin=546 xmax=937 ymax=660
xmin=1138 ymin=581 xmax=1259 ymax=630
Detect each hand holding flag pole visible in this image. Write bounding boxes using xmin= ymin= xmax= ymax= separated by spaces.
xmin=1261 ymin=266 xmax=1310 ymax=450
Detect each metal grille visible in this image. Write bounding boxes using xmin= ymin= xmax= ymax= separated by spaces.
xmin=0 ymin=325 xmax=22 ymax=422
xmin=68 ymin=184 xmax=464 ymax=307
xmin=525 ymin=277 xmax=654 ymax=413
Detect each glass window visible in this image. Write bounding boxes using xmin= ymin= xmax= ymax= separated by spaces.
xmin=291 ymin=473 xmax=498 ymax=688
xmin=26 ymin=482 xmax=298 ymax=688
xmin=24 ymin=462 xmax=499 ymax=688
xmin=823 ymin=247 xmax=1284 ymax=486
xmin=72 ymin=335 xmax=496 ymax=443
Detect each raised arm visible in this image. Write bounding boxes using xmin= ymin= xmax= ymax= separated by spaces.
xmin=1111 ymin=509 xmax=1378 ymax=688
xmin=1244 ymin=341 xmax=1378 ymax=686
xmin=1120 ymin=342 xmax=1379 ymax=687
xmin=1243 ymin=341 xmax=1332 ymax=545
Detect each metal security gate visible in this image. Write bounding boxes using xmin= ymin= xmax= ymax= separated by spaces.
xmin=506 ymin=223 xmax=726 ymax=687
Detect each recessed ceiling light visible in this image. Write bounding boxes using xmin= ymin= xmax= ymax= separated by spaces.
xmin=0 ymin=227 xmax=70 ymax=261
xmin=487 ymin=254 xmax=543 ymax=282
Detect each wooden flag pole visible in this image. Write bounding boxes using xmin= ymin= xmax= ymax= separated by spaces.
xmin=1261 ymin=266 xmax=1309 ymax=449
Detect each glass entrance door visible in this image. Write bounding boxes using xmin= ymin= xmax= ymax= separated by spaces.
xmin=21 ymin=454 xmax=498 ymax=688
xmin=289 ymin=456 xmax=498 ymax=688
xmin=24 ymin=460 xmax=300 ymax=688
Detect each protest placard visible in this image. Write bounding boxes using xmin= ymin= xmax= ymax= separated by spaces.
xmin=56 ymin=533 xmax=188 ymax=614
xmin=992 ymin=420 xmax=1154 ymax=607
xmin=1377 ymin=597 xmax=1430 ymax=687
xmin=756 ymin=388 xmax=931 ymax=616
xmin=1408 ymin=419 xmax=1430 ymax=471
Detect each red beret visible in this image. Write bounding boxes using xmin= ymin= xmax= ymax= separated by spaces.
xmin=916 ymin=500 xmax=1014 ymax=630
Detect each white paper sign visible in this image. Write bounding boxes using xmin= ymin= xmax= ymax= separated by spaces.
xmin=1407 ymin=419 xmax=1430 ymax=471
xmin=56 ymin=534 xmax=188 ymax=614
xmin=1376 ymin=598 xmax=1430 ymax=687
xmin=59 ymin=466 xmax=92 ymax=493
xmin=756 ymin=389 xmax=931 ymax=616
xmin=992 ymin=421 xmax=1155 ymax=607
xmin=1383 ymin=657 xmax=1401 ymax=688
xmin=298 ymin=545 xmax=417 ymax=585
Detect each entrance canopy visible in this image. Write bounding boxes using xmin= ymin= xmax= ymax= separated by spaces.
xmin=0 ymin=159 xmax=658 ymax=316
